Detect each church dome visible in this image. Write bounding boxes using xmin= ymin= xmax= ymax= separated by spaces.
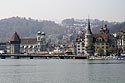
xmin=41 ymin=32 xmax=45 ymax=35
xmin=37 ymin=31 xmax=41 ymax=35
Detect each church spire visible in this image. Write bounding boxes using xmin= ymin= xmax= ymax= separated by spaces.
xmin=84 ymin=18 xmax=94 ymax=56
xmin=86 ymin=19 xmax=92 ymax=34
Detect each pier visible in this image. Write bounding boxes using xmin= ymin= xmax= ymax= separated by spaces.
xmin=0 ymin=54 xmax=87 ymax=59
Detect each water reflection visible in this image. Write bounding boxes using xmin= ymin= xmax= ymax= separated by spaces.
xmin=0 ymin=59 xmax=124 ymax=83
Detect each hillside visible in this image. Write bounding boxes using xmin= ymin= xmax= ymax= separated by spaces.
xmin=0 ymin=17 xmax=124 ymax=42
xmin=109 ymin=22 xmax=125 ymax=33
xmin=61 ymin=18 xmax=117 ymax=34
xmin=0 ymin=17 xmax=65 ymax=41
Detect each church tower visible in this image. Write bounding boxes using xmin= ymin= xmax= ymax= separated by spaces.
xmin=84 ymin=19 xmax=94 ymax=56
xmin=37 ymin=31 xmax=47 ymax=51
xmin=10 ymin=32 xmax=21 ymax=54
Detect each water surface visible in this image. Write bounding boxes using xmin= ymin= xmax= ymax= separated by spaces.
xmin=0 ymin=59 xmax=124 ymax=83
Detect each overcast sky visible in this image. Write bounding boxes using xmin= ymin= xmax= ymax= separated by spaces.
xmin=0 ymin=0 xmax=125 ymax=22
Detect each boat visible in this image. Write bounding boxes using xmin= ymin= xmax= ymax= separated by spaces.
xmin=113 ymin=56 xmax=125 ymax=60
xmin=88 ymin=56 xmax=107 ymax=60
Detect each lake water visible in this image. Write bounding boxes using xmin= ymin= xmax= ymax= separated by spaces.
xmin=0 ymin=59 xmax=125 ymax=83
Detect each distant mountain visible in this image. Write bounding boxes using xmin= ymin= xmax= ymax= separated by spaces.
xmin=0 ymin=17 xmax=65 ymax=41
xmin=0 ymin=17 xmax=124 ymax=42
xmin=109 ymin=22 xmax=125 ymax=33
xmin=61 ymin=18 xmax=118 ymax=34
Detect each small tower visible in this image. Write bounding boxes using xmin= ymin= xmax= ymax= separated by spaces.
xmin=84 ymin=19 xmax=94 ymax=56
xmin=37 ymin=31 xmax=46 ymax=51
xmin=10 ymin=32 xmax=21 ymax=54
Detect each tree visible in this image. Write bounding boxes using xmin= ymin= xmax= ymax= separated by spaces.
xmin=96 ymin=48 xmax=104 ymax=55
xmin=107 ymin=47 xmax=117 ymax=54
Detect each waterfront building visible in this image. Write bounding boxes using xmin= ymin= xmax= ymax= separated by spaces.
xmin=0 ymin=43 xmax=7 ymax=53
xmin=117 ymin=30 xmax=125 ymax=52
xmin=20 ymin=31 xmax=47 ymax=53
xmin=76 ymin=31 xmax=85 ymax=55
xmin=94 ymin=24 xmax=116 ymax=55
xmin=20 ymin=38 xmax=37 ymax=53
xmin=10 ymin=32 xmax=21 ymax=54
xmin=37 ymin=31 xmax=47 ymax=51
xmin=65 ymin=42 xmax=75 ymax=55
xmin=1 ymin=31 xmax=47 ymax=54
xmin=75 ymin=22 xmax=117 ymax=56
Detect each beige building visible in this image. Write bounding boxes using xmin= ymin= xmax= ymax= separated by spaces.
xmin=94 ymin=34 xmax=116 ymax=55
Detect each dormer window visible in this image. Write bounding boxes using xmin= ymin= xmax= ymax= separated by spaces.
xmin=96 ymin=37 xmax=103 ymax=42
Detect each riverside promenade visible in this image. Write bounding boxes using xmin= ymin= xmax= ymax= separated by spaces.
xmin=0 ymin=54 xmax=87 ymax=59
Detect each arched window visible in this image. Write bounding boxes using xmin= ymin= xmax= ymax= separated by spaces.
xmin=96 ymin=37 xmax=103 ymax=42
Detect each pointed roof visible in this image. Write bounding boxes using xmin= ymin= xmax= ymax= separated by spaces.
xmin=86 ymin=19 xmax=92 ymax=34
xmin=94 ymin=33 xmax=110 ymax=43
xmin=10 ymin=32 xmax=21 ymax=42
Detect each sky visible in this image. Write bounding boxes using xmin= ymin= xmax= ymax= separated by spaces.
xmin=0 ymin=0 xmax=125 ymax=22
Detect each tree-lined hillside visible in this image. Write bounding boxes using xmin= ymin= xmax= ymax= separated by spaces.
xmin=0 ymin=17 xmax=65 ymax=41
xmin=109 ymin=22 xmax=125 ymax=33
xmin=0 ymin=17 xmax=124 ymax=42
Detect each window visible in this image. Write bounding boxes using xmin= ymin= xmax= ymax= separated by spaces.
xmin=97 ymin=43 xmax=99 ymax=45
xmin=78 ymin=49 xmax=80 ymax=50
xmin=78 ymin=45 xmax=80 ymax=47
xmin=37 ymin=37 xmax=41 ymax=41
xmin=78 ymin=42 xmax=80 ymax=44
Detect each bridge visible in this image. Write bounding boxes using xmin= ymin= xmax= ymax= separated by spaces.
xmin=0 ymin=54 xmax=87 ymax=59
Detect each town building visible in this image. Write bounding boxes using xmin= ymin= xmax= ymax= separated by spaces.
xmin=94 ymin=24 xmax=117 ymax=55
xmin=4 ymin=31 xmax=47 ymax=54
xmin=76 ymin=21 xmax=117 ymax=56
xmin=0 ymin=43 xmax=7 ymax=54
xmin=65 ymin=42 xmax=75 ymax=55
xmin=76 ymin=31 xmax=85 ymax=55
xmin=116 ymin=30 xmax=125 ymax=53
xmin=20 ymin=38 xmax=37 ymax=53
xmin=20 ymin=31 xmax=47 ymax=53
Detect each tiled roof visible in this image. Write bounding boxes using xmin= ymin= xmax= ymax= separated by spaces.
xmin=94 ymin=33 xmax=110 ymax=43
xmin=117 ymin=31 xmax=125 ymax=39
xmin=67 ymin=42 xmax=75 ymax=47
xmin=10 ymin=32 xmax=21 ymax=42
xmin=21 ymin=38 xmax=37 ymax=45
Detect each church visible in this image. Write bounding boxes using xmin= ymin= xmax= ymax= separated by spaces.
xmin=5 ymin=31 xmax=47 ymax=54
xmin=20 ymin=31 xmax=47 ymax=53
